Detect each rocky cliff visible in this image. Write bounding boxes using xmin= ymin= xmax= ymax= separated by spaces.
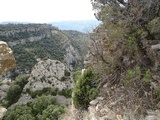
xmin=0 ymin=24 xmax=53 ymax=45
xmin=24 ymin=59 xmax=74 ymax=92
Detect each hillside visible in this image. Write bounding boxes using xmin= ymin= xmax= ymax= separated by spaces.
xmin=1 ymin=20 xmax=101 ymax=33
xmin=0 ymin=24 xmax=90 ymax=119
xmin=0 ymin=24 xmax=89 ymax=74
xmin=0 ymin=53 xmax=74 ymax=119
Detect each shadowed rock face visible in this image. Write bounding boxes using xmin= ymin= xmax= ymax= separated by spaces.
xmin=0 ymin=41 xmax=16 ymax=75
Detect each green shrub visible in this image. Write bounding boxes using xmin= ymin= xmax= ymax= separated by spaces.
xmin=6 ymin=84 xmax=22 ymax=107
xmin=72 ymin=71 xmax=81 ymax=83
xmin=73 ymin=68 xmax=99 ymax=109
xmin=154 ymin=87 xmax=160 ymax=100
xmin=31 ymin=95 xmax=55 ymax=116
xmin=123 ymin=69 xmax=136 ymax=86
xmin=5 ymin=74 xmax=29 ymax=107
xmin=3 ymin=95 xmax=65 ymax=120
xmin=14 ymin=74 xmax=30 ymax=88
xmin=30 ymin=88 xmax=72 ymax=99
xmin=147 ymin=17 xmax=160 ymax=34
xmin=3 ymin=105 xmax=34 ymax=120
xmin=30 ymin=87 xmax=51 ymax=98
xmin=142 ymin=69 xmax=152 ymax=83
xmin=64 ymin=70 xmax=71 ymax=76
xmin=41 ymin=104 xmax=65 ymax=120
xmin=123 ymin=66 xmax=141 ymax=86
xmin=57 ymin=89 xmax=72 ymax=98
xmin=60 ymin=76 xmax=66 ymax=81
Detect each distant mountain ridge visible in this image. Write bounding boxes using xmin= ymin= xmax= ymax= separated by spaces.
xmin=1 ymin=20 xmax=101 ymax=32
xmin=50 ymin=20 xmax=101 ymax=32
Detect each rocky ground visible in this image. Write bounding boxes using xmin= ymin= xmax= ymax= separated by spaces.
xmin=62 ymin=82 xmax=160 ymax=120
xmin=14 ymin=59 xmax=74 ymax=106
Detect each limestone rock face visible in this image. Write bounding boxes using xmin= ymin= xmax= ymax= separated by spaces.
xmin=64 ymin=43 xmax=80 ymax=70
xmin=24 ymin=59 xmax=74 ymax=92
xmin=0 ymin=77 xmax=12 ymax=105
xmin=0 ymin=41 xmax=16 ymax=75
xmin=0 ymin=106 xmax=7 ymax=120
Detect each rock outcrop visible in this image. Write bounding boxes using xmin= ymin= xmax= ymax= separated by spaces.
xmin=24 ymin=59 xmax=74 ymax=92
xmin=64 ymin=43 xmax=80 ymax=70
xmin=6 ymin=59 xmax=74 ymax=108
xmin=82 ymin=97 xmax=160 ymax=120
xmin=12 ymin=59 xmax=75 ymax=106
xmin=0 ymin=41 xmax=16 ymax=75
xmin=0 ymin=106 xmax=7 ymax=120
xmin=0 ymin=77 xmax=12 ymax=105
xmin=0 ymin=24 xmax=54 ymax=47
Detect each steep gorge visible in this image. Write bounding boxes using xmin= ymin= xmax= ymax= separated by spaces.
xmin=0 ymin=24 xmax=90 ymax=119
xmin=0 ymin=24 xmax=89 ymax=74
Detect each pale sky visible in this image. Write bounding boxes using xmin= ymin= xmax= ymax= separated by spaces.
xmin=0 ymin=0 xmax=96 ymax=23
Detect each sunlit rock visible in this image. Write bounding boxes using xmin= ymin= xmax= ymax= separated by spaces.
xmin=0 ymin=106 xmax=7 ymax=120
xmin=23 ymin=59 xmax=74 ymax=92
xmin=0 ymin=41 xmax=16 ymax=75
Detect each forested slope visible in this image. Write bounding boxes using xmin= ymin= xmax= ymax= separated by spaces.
xmin=0 ymin=24 xmax=89 ymax=74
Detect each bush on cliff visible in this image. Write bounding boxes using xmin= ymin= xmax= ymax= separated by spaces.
xmin=73 ymin=68 xmax=99 ymax=109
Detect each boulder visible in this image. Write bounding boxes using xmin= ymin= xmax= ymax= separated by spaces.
xmin=151 ymin=44 xmax=160 ymax=51
xmin=23 ymin=59 xmax=74 ymax=92
xmin=0 ymin=41 xmax=16 ymax=75
xmin=0 ymin=106 xmax=7 ymax=120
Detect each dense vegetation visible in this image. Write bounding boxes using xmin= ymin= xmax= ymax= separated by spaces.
xmin=26 ymin=87 xmax=72 ymax=99
xmin=3 ymin=73 xmax=71 ymax=119
xmin=87 ymin=0 xmax=160 ymax=113
xmin=3 ymin=95 xmax=65 ymax=120
xmin=12 ymin=37 xmax=65 ymax=73
xmin=63 ymin=30 xmax=89 ymax=56
xmin=5 ymin=74 xmax=30 ymax=107
xmin=1 ymin=0 xmax=159 ymax=118
xmin=5 ymin=74 xmax=72 ymax=108
xmin=73 ymin=68 xmax=99 ymax=109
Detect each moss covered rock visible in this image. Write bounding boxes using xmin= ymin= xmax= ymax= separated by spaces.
xmin=0 ymin=41 xmax=16 ymax=75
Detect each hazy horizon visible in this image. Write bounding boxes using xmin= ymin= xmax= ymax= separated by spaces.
xmin=0 ymin=19 xmax=98 ymax=24
xmin=0 ymin=19 xmax=101 ymax=33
